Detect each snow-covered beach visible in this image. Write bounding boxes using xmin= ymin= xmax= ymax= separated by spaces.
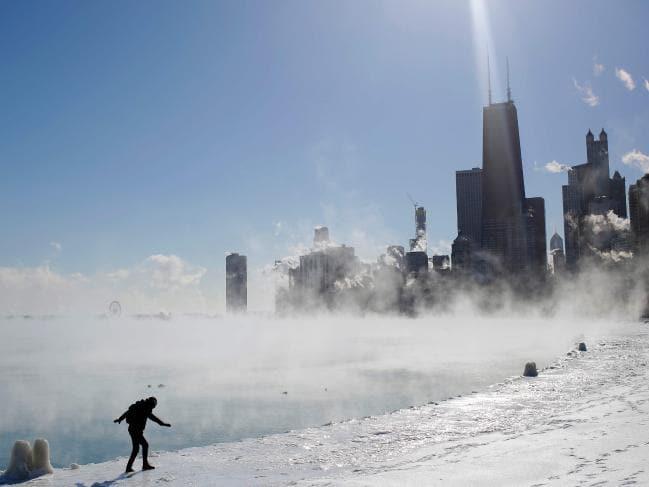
xmin=15 ymin=320 xmax=649 ymax=486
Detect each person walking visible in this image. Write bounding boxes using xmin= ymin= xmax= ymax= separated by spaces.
xmin=114 ymin=396 xmax=171 ymax=473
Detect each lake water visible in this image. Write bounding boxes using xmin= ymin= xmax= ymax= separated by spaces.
xmin=0 ymin=313 xmax=613 ymax=468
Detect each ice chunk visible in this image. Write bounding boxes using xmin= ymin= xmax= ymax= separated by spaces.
xmin=0 ymin=438 xmax=53 ymax=482
xmin=1 ymin=440 xmax=33 ymax=481
xmin=32 ymin=438 xmax=53 ymax=475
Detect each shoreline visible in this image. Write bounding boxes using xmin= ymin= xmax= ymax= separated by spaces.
xmin=18 ymin=321 xmax=649 ymax=486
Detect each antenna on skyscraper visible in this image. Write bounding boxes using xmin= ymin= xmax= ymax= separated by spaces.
xmin=487 ymin=54 xmax=492 ymax=105
xmin=506 ymin=56 xmax=512 ymax=102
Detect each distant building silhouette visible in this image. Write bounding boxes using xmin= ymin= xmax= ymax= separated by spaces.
xmin=610 ymin=171 xmax=628 ymax=218
xmin=562 ymin=129 xmax=628 ymax=268
xmin=431 ymin=255 xmax=450 ymax=273
xmin=283 ymin=228 xmax=360 ymax=309
xmin=525 ymin=197 xmax=547 ymax=275
xmin=405 ymin=251 xmax=428 ymax=278
xmin=291 ymin=245 xmax=357 ymax=295
xmin=455 ymin=168 xmax=482 ymax=245
xmin=313 ymin=226 xmax=330 ymax=246
xmin=629 ymin=174 xmax=649 ymax=254
xmin=409 ymin=206 xmax=427 ymax=252
xmin=226 ymin=253 xmax=247 ymax=313
xmin=549 ymin=232 xmax=565 ymax=274
xmin=550 ymin=231 xmax=564 ymax=252
xmin=451 ymin=232 xmax=474 ymax=274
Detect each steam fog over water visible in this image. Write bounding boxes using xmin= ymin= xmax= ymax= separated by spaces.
xmin=0 ymin=312 xmax=625 ymax=468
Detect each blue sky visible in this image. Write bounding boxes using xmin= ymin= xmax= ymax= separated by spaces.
xmin=2 ymin=0 xmax=649 ymax=311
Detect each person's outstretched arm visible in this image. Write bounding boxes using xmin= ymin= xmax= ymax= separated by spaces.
xmin=148 ymin=413 xmax=171 ymax=427
xmin=114 ymin=411 xmax=128 ymax=424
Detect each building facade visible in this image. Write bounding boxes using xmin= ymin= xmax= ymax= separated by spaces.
xmin=455 ymin=168 xmax=482 ymax=245
xmin=562 ymin=129 xmax=628 ymax=269
xmin=629 ymin=174 xmax=649 ymax=254
xmin=226 ymin=253 xmax=247 ymax=313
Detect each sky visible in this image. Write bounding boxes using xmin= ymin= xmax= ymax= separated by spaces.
xmin=1 ymin=0 xmax=649 ymax=313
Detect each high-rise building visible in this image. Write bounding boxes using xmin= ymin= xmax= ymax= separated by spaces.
xmin=455 ymin=66 xmax=546 ymax=278
xmin=549 ymin=232 xmax=564 ymax=253
xmin=551 ymin=249 xmax=566 ymax=274
xmin=524 ymin=197 xmax=547 ymax=275
xmin=409 ymin=206 xmax=427 ymax=252
xmin=455 ymin=168 xmax=482 ymax=244
xmin=610 ymin=171 xmax=627 ymax=218
xmin=431 ymin=255 xmax=450 ymax=273
xmin=562 ymin=129 xmax=628 ymax=268
xmin=313 ymin=226 xmax=330 ymax=246
xmin=288 ymin=228 xmax=358 ymax=299
xmin=451 ymin=233 xmax=474 ymax=274
xmin=226 ymin=253 xmax=247 ymax=313
xmin=480 ymin=94 xmax=530 ymax=274
xmin=405 ymin=251 xmax=428 ymax=278
xmin=549 ymin=231 xmax=565 ymax=274
xmin=629 ymin=174 xmax=649 ymax=254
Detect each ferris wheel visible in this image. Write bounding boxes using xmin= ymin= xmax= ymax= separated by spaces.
xmin=108 ymin=300 xmax=122 ymax=317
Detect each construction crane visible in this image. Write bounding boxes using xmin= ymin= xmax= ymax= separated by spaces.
xmin=407 ymin=193 xmax=418 ymax=210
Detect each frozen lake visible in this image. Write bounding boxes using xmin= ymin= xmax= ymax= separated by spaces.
xmin=0 ymin=313 xmax=614 ymax=468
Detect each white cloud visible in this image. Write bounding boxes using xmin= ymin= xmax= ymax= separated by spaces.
xmin=142 ymin=254 xmax=206 ymax=290
xmin=543 ymin=160 xmax=572 ymax=173
xmin=50 ymin=241 xmax=62 ymax=252
xmin=644 ymin=78 xmax=649 ymax=92
xmin=0 ymin=254 xmax=210 ymax=315
xmin=573 ymin=78 xmax=599 ymax=107
xmin=593 ymin=62 xmax=605 ymax=77
xmin=615 ymin=67 xmax=636 ymax=91
xmin=622 ymin=149 xmax=649 ymax=173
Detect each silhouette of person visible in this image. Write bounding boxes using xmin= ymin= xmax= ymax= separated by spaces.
xmin=114 ymin=396 xmax=171 ymax=473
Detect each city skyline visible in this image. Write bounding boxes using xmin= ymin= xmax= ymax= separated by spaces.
xmin=2 ymin=0 xmax=649 ymax=312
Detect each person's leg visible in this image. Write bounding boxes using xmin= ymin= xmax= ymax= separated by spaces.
xmin=141 ymin=436 xmax=154 ymax=470
xmin=125 ymin=431 xmax=139 ymax=473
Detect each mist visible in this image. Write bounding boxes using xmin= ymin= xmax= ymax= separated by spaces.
xmin=0 ymin=292 xmax=635 ymax=469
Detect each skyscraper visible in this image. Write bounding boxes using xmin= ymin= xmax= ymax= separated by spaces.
xmin=451 ymin=233 xmax=474 ymax=274
xmin=610 ymin=171 xmax=627 ymax=219
xmin=409 ymin=206 xmax=427 ymax=252
xmin=562 ymin=129 xmax=627 ymax=268
xmin=549 ymin=232 xmax=564 ymax=253
xmin=629 ymin=174 xmax=649 ymax=254
xmin=455 ymin=168 xmax=482 ymax=244
xmin=455 ymin=64 xmax=546 ymax=278
xmin=524 ymin=197 xmax=547 ymax=275
xmin=226 ymin=253 xmax=247 ymax=313
xmin=480 ymin=96 xmax=529 ymax=274
xmin=549 ymin=231 xmax=565 ymax=274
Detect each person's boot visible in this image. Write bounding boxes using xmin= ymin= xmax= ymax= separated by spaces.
xmin=142 ymin=463 xmax=155 ymax=471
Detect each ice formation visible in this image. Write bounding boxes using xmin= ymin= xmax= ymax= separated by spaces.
xmin=0 ymin=438 xmax=53 ymax=483
xmin=32 ymin=439 xmax=54 ymax=475
xmin=1 ymin=440 xmax=33 ymax=481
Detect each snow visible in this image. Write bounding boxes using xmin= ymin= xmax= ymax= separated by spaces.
xmin=12 ymin=322 xmax=649 ymax=486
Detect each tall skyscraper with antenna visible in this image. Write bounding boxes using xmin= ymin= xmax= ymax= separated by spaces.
xmin=480 ymin=58 xmax=530 ymax=274
xmin=454 ymin=58 xmax=546 ymax=277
